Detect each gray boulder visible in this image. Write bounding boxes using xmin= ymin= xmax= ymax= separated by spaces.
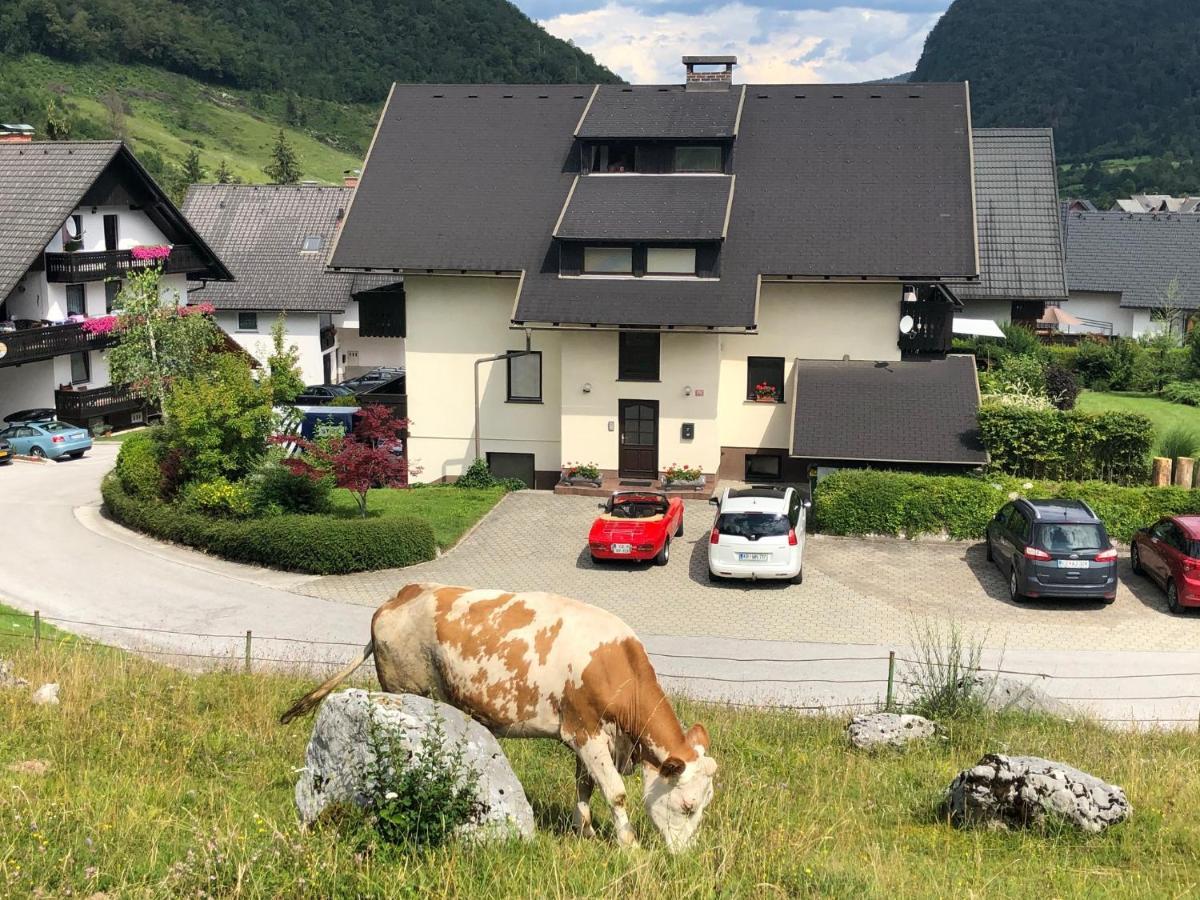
xmin=0 ymin=659 xmax=28 ymax=689
xmin=947 ymin=753 xmax=1130 ymax=833
xmin=847 ymin=712 xmax=937 ymax=750
xmin=975 ymin=676 xmax=1073 ymax=717
xmin=294 ymin=689 xmax=534 ymax=842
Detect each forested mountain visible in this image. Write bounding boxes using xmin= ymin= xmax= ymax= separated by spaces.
xmin=0 ymin=0 xmax=617 ymax=103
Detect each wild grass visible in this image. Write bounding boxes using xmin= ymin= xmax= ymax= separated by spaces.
xmin=2 ymin=613 xmax=1199 ymax=897
xmin=1156 ymin=425 xmax=1200 ymax=461
xmin=902 ymin=622 xmax=995 ymax=721
xmin=328 ymin=486 xmax=506 ymax=550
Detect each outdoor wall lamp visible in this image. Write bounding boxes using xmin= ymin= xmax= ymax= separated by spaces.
xmin=582 ymin=382 xmax=592 ymax=393
xmin=683 ymin=385 xmax=693 ymax=396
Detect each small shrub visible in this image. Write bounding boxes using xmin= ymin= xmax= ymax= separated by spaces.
xmin=455 ymin=458 xmax=525 ymax=491
xmin=250 ymin=461 xmax=332 ymax=514
xmin=1162 ymin=380 xmax=1200 ymax=407
xmin=1074 ymin=337 xmax=1136 ymax=390
xmin=362 ymin=712 xmax=486 ymax=848
xmin=1043 ymin=363 xmax=1079 ymax=410
xmin=114 ymin=430 xmax=163 ymax=498
xmin=179 ymin=477 xmax=255 ymax=519
xmin=903 ymin=622 xmax=995 ymax=721
xmin=997 ymin=322 xmax=1044 ymax=359
xmin=327 ymin=394 xmax=360 ymax=407
xmin=1157 ymin=426 xmax=1200 ymax=461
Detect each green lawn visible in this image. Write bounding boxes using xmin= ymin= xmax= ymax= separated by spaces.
xmin=329 ymin=486 xmax=507 ymax=550
xmin=96 ymin=428 xmax=149 ymax=443
xmin=1077 ymin=390 xmax=1200 ymax=436
xmin=0 ymin=624 xmax=1198 ymax=896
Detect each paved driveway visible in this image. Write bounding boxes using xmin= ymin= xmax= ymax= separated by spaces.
xmin=303 ymin=491 xmax=1200 ymax=653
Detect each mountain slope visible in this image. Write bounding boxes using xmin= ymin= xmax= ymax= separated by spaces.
xmin=912 ymin=0 xmax=1200 ymax=163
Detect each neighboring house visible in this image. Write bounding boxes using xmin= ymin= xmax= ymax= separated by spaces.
xmin=1112 ymin=195 xmax=1200 ymax=214
xmin=1063 ymin=211 xmax=1200 ymax=337
xmin=327 ymin=57 xmax=990 ymax=488
xmin=0 ymin=139 xmax=230 ymax=428
xmin=181 ymin=183 xmax=404 ymax=386
xmin=952 ymin=129 xmax=1069 ymax=332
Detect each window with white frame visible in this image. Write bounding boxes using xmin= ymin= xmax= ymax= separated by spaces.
xmin=646 ymin=247 xmax=697 ymax=275
xmin=583 ymin=247 xmax=633 ymax=275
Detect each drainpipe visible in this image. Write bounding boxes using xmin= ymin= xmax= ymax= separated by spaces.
xmin=473 ymin=329 xmax=533 ymax=462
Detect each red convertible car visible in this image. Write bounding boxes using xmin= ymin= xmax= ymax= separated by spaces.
xmin=588 ymin=491 xmax=683 ymax=566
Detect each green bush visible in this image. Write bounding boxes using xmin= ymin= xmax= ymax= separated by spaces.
xmin=978 ymin=405 xmax=1153 ymax=483
xmin=813 ymin=469 xmax=1200 ymax=542
xmin=1042 ymin=344 xmax=1079 ymax=373
xmin=1074 ymin=337 xmax=1136 ymax=390
xmin=179 ymin=477 xmax=255 ymax=519
xmin=102 ymin=476 xmax=437 ymax=574
xmin=1162 ymin=380 xmax=1200 ymax=407
xmin=250 ymin=461 xmax=332 ymax=514
xmin=997 ymin=322 xmax=1044 ymax=359
xmin=114 ymin=430 xmax=163 ymax=498
xmin=456 ymin=457 xmax=525 ymax=491
xmin=1043 ymin=363 xmax=1079 ymax=410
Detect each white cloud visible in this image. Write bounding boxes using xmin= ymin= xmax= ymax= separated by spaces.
xmin=538 ymin=3 xmax=943 ymax=84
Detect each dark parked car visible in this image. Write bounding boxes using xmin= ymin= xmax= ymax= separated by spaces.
xmin=0 ymin=437 xmax=11 ymax=465
xmin=295 ymin=384 xmax=354 ymax=405
xmin=1131 ymin=516 xmax=1200 ymax=614
xmin=3 ymin=408 xmax=56 ymax=424
xmin=986 ymin=499 xmax=1117 ymax=604
xmin=340 ymin=367 xmax=405 ymax=394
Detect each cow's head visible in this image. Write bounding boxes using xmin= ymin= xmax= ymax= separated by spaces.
xmin=642 ymin=723 xmax=716 ymax=853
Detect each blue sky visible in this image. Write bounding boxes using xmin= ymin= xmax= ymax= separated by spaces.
xmin=515 ymin=1 xmax=955 ymax=84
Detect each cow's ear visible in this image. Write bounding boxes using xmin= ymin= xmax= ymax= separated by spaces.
xmin=686 ymin=723 xmax=711 ymax=753
xmin=659 ymin=756 xmax=686 ymax=779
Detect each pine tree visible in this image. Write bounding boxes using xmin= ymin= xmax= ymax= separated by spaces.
xmin=215 ymin=159 xmax=234 ymax=184
xmin=264 ymin=130 xmax=301 ymax=184
xmin=182 ymin=147 xmax=206 ymax=184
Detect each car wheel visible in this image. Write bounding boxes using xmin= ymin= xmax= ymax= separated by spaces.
xmin=1167 ymin=579 xmax=1183 ymax=614
xmin=29 ymin=446 xmax=45 ymax=458
xmin=654 ymin=539 xmax=670 ymax=567
xmin=790 ymin=567 xmax=804 ymax=585
xmin=1008 ymin=566 xmax=1026 ymax=603
xmin=1131 ymin=543 xmax=1144 ymax=575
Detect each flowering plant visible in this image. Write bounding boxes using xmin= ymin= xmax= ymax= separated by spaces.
xmin=663 ymin=463 xmax=702 ymax=482
xmin=130 ymin=244 xmax=172 ymax=261
xmin=562 ymin=461 xmax=600 ymax=481
xmin=181 ymin=302 xmax=215 ymax=317
xmin=80 ymin=315 xmax=118 ymax=335
xmin=754 ymin=381 xmax=778 ymax=401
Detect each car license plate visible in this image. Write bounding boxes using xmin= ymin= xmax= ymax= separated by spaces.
xmin=738 ymin=553 xmax=770 ymax=562
xmin=1058 ymin=559 xmax=1089 ymax=569
xmin=611 ymin=543 xmax=632 ymax=555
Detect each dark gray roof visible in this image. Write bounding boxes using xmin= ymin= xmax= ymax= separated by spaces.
xmin=331 ymin=83 xmax=978 ymax=329
xmin=0 ymin=141 xmax=229 ymax=302
xmin=182 ymin=184 xmax=358 ymax=312
xmin=790 ymin=355 xmax=986 ymax=465
xmin=954 ymin=129 xmax=1068 ymax=302
xmin=1064 ymin=211 xmax=1200 ymax=309
xmin=576 ymin=85 xmax=744 ymax=139
xmin=555 ymin=175 xmax=733 ymax=241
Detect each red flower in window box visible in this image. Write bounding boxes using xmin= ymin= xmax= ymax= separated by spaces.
xmin=753 ymin=382 xmax=778 ymax=402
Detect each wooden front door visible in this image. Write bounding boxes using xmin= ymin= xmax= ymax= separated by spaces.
xmin=618 ymin=399 xmax=658 ymax=479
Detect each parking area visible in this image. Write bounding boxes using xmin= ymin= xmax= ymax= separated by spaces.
xmin=301 ymin=491 xmax=1200 ymax=653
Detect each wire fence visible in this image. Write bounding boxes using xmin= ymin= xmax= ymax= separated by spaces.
xmin=1 ymin=607 xmax=1198 ymax=725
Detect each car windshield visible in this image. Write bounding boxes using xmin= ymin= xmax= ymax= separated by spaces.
xmin=39 ymin=422 xmax=74 ymax=433
xmin=717 ymin=512 xmax=790 ymax=539
xmin=608 ymin=498 xmax=666 ymax=519
xmin=1038 ymin=523 xmax=1104 ymax=553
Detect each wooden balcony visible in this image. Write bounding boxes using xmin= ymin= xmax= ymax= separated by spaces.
xmin=898 ymin=300 xmax=955 ymax=357
xmin=55 ymin=384 xmax=149 ymax=427
xmin=0 ymin=322 xmax=117 ymax=368
xmin=44 ymin=244 xmax=209 ymax=283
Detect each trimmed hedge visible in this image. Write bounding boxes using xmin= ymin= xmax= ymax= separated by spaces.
xmin=114 ymin=431 xmax=163 ymax=499
xmin=1162 ymin=380 xmax=1200 ymax=407
xmin=814 ymin=468 xmax=1200 ymax=542
xmin=103 ymin=475 xmax=437 ymax=574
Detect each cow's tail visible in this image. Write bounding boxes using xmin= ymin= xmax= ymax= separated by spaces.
xmin=280 ymin=640 xmax=375 ymax=725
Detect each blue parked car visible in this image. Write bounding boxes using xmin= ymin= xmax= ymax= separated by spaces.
xmin=0 ymin=420 xmax=92 ymax=460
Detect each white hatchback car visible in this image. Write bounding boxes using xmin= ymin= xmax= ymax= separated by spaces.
xmin=707 ymin=486 xmax=809 ymax=584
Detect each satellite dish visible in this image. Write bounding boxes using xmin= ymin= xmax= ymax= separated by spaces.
xmin=899 ymin=315 xmax=915 ymax=335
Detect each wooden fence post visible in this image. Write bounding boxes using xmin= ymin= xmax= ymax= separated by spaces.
xmin=33 ymin=611 xmax=41 ymax=651
xmin=1152 ymin=457 xmax=1172 ymax=487
xmin=885 ymin=651 xmax=896 ymax=711
xmin=1175 ymin=457 xmax=1195 ymax=488
xmin=244 ymin=630 xmax=252 ymax=674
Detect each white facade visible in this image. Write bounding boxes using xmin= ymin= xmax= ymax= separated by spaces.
xmin=336 ymin=299 xmax=406 ymax=380
xmin=215 ymin=310 xmax=334 ymax=385
xmin=1062 ymin=290 xmax=1159 ymax=338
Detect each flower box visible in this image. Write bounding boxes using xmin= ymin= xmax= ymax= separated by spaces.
xmin=662 ymin=475 xmax=706 ymax=491
xmin=560 ymin=475 xmax=603 ymax=488
xmin=560 ymin=461 xmax=602 ymax=487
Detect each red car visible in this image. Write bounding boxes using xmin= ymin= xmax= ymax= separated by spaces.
xmin=1131 ymin=515 xmax=1200 ymax=613
xmin=588 ymin=491 xmax=683 ymax=566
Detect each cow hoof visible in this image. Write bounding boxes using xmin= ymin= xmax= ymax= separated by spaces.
xmin=617 ymin=829 xmax=639 ymax=849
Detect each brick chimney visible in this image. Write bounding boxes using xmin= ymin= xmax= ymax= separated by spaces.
xmin=683 ymin=56 xmax=736 ymax=91
xmin=343 ymin=168 xmax=361 ymax=188
xmin=0 ymin=123 xmax=34 ymax=143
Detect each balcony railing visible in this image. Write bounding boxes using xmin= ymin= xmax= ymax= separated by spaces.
xmin=44 ymin=244 xmax=209 ymax=283
xmin=898 ymin=300 xmax=955 ymax=356
xmin=55 ymin=384 xmax=148 ymax=426
xmin=0 ymin=321 xmax=117 ymax=368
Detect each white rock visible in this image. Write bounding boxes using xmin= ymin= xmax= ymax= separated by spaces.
xmin=971 ymin=675 xmax=1074 ymax=716
xmin=847 ymin=712 xmax=938 ymax=750
xmin=0 ymin=659 xmax=28 ymax=689
xmin=30 ymin=683 xmax=59 ymax=706
xmin=294 ymin=689 xmax=534 ymax=842
xmin=947 ymin=753 xmax=1130 ymax=833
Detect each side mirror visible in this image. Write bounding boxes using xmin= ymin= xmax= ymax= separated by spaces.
xmin=597 ymin=502 xmax=607 ymax=509
xmin=802 ymin=499 xmax=812 ymax=509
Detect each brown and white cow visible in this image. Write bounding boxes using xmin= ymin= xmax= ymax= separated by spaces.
xmin=281 ymin=582 xmax=716 ymax=851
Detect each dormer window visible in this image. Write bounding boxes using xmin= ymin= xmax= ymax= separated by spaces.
xmin=673 ymin=146 xmax=722 ymax=173
xmin=590 ymin=143 xmax=637 ymax=173
xmin=584 ymin=246 xmax=633 ymax=274
xmin=646 ymin=247 xmax=697 ymax=276
xmin=301 ymin=235 xmax=323 ymax=252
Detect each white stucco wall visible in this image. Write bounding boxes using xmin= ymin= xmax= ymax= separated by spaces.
xmin=336 ymin=301 xmax=406 ymax=378
xmin=958 ymin=299 xmax=1012 ymax=325
xmin=1062 ymin=291 xmax=1135 ymax=336
xmin=0 ymin=359 xmax=56 ymax=417
xmin=404 ymin=275 xmax=561 ymax=483
xmin=214 ymin=310 xmax=328 ymax=384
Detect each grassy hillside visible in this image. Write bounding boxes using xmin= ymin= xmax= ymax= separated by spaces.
xmin=0 ymin=55 xmax=373 ymax=190
xmin=2 ymin=607 xmax=1199 ymax=896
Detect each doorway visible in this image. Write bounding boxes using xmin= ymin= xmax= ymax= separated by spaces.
xmin=618 ymin=399 xmax=658 ymax=479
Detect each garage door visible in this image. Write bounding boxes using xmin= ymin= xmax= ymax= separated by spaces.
xmin=486 ymin=452 xmax=535 ymax=488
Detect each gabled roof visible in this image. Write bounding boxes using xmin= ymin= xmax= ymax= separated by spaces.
xmin=554 ymin=175 xmax=733 ymax=241
xmin=0 ymin=141 xmax=230 ymax=302
xmin=1064 ymin=211 xmax=1200 ymax=309
xmin=953 ymin=129 xmax=1068 ymax=302
xmin=576 ymin=85 xmax=745 ymax=139
xmin=330 ymin=82 xmax=978 ymax=329
xmin=182 ymin=184 xmax=376 ymax=313
xmin=790 ymin=356 xmax=986 ymax=466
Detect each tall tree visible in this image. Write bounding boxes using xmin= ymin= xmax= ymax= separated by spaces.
xmin=215 ymin=159 xmax=234 ymax=184
xmin=44 ymin=97 xmax=70 ymax=140
xmin=265 ymin=313 xmax=305 ymax=404
xmin=182 ymin=147 xmax=206 ymax=184
xmin=264 ymin=130 xmax=301 ymax=184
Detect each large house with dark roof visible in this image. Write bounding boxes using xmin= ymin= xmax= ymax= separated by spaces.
xmin=0 ymin=139 xmax=229 ymax=428
xmin=1062 ymin=210 xmax=1200 ymax=337
xmin=182 ymin=183 xmax=404 ymax=384
xmin=328 ymin=57 xmax=996 ymax=487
